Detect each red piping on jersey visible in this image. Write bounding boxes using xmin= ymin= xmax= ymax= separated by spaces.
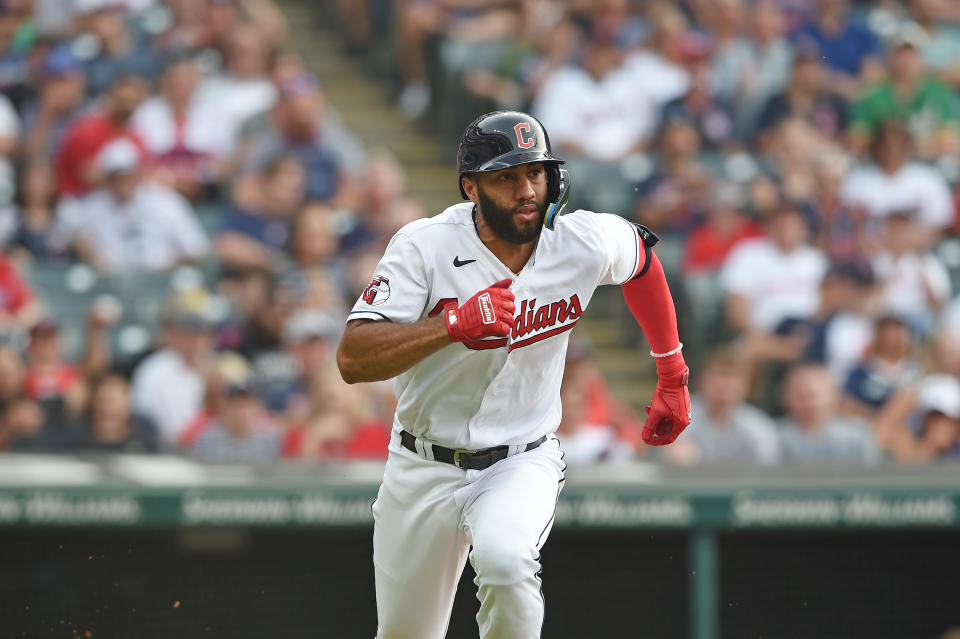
xmin=508 ymin=320 xmax=578 ymax=352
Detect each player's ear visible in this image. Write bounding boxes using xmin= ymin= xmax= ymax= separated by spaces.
xmin=461 ymin=175 xmax=479 ymax=204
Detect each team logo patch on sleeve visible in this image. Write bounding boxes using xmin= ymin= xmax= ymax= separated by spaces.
xmin=362 ymin=275 xmax=391 ymax=306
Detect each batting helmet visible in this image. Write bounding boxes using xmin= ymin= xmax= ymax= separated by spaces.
xmin=457 ymin=111 xmax=571 ymax=229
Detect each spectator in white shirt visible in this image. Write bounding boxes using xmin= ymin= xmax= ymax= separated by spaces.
xmin=131 ymin=294 xmax=218 ymax=445
xmin=192 ymin=25 xmax=277 ymax=158
xmin=66 ymin=138 xmax=209 ymax=273
xmin=720 ymin=203 xmax=828 ymax=359
xmin=533 ymin=27 xmax=648 ymax=163
xmin=663 ymin=347 xmax=781 ymax=466
xmin=871 ymin=211 xmax=951 ymax=336
xmin=841 ymin=120 xmax=954 ymax=244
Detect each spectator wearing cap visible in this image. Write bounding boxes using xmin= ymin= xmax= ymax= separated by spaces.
xmin=241 ymin=72 xmax=352 ymax=204
xmin=773 ymin=261 xmax=877 ymax=385
xmin=131 ymin=55 xmax=235 ymax=199
xmin=267 ymin=307 xmax=342 ymax=414
xmin=840 ymin=121 xmax=954 ymax=241
xmin=21 ymin=45 xmax=91 ymax=162
xmin=841 ymin=314 xmax=920 ymax=418
xmin=753 ymin=47 xmax=848 ymax=149
xmin=75 ymin=0 xmax=160 ymax=96
xmin=683 ymin=181 xmax=765 ymax=353
xmin=871 ymin=210 xmax=951 ymax=336
xmin=875 ymin=373 xmax=960 ymax=462
xmin=64 ymin=138 xmax=209 ymax=273
xmin=54 ymin=73 xmax=149 ymax=197
xmin=131 ymin=292 xmax=218 ymax=444
xmin=684 ymin=181 xmax=765 ymax=277
xmin=720 ymin=203 xmax=828 ymax=361
xmin=789 ymin=0 xmax=884 ymax=100
xmin=23 ymin=319 xmax=86 ymax=422
xmin=66 ymin=372 xmax=160 ymax=453
xmin=848 ymin=38 xmax=959 ymax=159
xmin=664 ymin=347 xmax=781 ymax=466
xmin=778 ymin=363 xmax=882 ymax=465
xmin=188 ymin=372 xmax=281 ymax=465
xmin=215 ymin=154 xmax=305 ymax=273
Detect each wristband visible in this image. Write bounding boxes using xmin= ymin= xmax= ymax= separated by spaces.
xmin=650 ymin=342 xmax=683 ymax=358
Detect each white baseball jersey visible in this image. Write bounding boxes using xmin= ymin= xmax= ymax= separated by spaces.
xmin=349 ymin=202 xmax=644 ymax=450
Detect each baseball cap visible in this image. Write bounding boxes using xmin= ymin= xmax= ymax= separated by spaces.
xmin=96 ymin=138 xmax=140 ymax=175
xmin=29 ymin=318 xmax=60 ymax=338
xmin=278 ymin=72 xmax=321 ymax=99
xmin=43 ymin=45 xmax=83 ymax=77
xmin=214 ymin=351 xmax=257 ymax=396
xmin=283 ymin=309 xmax=341 ymax=344
xmin=917 ymin=375 xmax=960 ymax=420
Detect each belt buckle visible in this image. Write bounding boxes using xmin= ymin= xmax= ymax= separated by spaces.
xmin=453 ymin=449 xmax=472 ymax=468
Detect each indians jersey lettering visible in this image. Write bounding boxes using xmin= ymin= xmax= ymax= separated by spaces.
xmin=348 ymin=202 xmax=643 ymax=449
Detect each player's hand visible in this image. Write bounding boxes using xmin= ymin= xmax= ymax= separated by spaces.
xmin=642 ymin=352 xmax=691 ymax=446
xmin=443 ymin=279 xmax=515 ymax=343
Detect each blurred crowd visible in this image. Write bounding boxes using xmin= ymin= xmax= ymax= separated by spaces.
xmin=0 ymin=0 xmax=959 ymax=468
xmin=340 ymin=0 xmax=960 ymax=466
xmin=0 ymin=0 xmax=430 ymax=463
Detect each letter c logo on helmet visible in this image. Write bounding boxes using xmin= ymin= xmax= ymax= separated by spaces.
xmin=514 ymin=123 xmax=535 ymax=149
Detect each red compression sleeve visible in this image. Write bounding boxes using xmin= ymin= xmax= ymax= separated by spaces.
xmin=621 ymin=251 xmax=680 ymax=356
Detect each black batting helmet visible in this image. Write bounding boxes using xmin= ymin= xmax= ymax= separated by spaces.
xmin=457 ymin=111 xmax=565 ymax=202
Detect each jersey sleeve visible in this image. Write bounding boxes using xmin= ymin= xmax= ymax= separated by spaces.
xmin=595 ymin=213 xmax=643 ymax=286
xmin=348 ymin=231 xmax=429 ymax=323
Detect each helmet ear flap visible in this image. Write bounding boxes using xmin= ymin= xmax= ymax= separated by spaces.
xmin=545 ymin=164 xmax=561 ymax=203
xmin=543 ymin=167 xmax=571 ymax=231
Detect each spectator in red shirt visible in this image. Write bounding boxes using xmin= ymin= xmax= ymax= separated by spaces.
xmin=684 ymin=181 xmax=765 ymax=277
xmin=54 ymin=73 xmax=149 ymax=197
xmin=282 ymin=363 xmax=389 ymax=460
xmin=0 ymin=253 xmax=42 ymax=333
xmin=23 ymin=319 xmax=85 ymax=418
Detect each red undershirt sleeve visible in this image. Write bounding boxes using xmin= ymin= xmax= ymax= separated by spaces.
xmin=621 ymin=251 xmax=681 ymax=356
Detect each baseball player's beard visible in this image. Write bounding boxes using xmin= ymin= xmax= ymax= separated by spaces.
xmin=476 ymin=188 xmax=545 ymax=245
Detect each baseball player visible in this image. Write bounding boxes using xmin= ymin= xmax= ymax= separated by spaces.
xmin=337 ymin=111 xmax=691 ymax=639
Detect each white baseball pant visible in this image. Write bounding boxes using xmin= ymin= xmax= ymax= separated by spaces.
xmin=372 ymin=432 xmax=566 ymax=639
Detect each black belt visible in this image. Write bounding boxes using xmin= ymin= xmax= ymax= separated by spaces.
xmin=400 ymin=430 xmax=548 ymax=470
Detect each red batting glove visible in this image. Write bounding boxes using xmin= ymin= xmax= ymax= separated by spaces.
xmin=642 ymin=350 xmax=692 ymax=446
xmin=444 ymin=279 xmax=515 ymax=343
